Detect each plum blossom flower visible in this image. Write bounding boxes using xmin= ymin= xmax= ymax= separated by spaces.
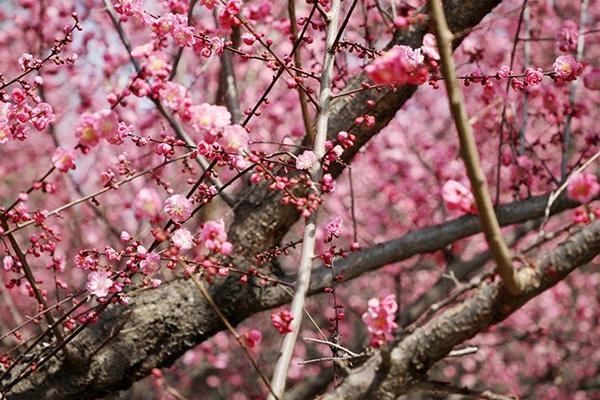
xmin=325 ymin=216 xmax=343 ymax=238
xmin=164 ymin=194 xmax=193 ymax=222
xmin=243 ymin=330 xmax=262 ymax=348
xmin=365 ymin=45 xmax=428 ymax=86
xmin=361 ymin=294 xmax=398 ymax=347
xmin=172 ymin=228 xmax=194 ymax=250
xmin=296 ymin=150 xmax=317 ymax=170
xmin=112 ymin=0 xmax=143 ymax=17
xmin=3 ymin=256 xmax=14 ymax=271
xmin=190 ymin=103 xmax=231 ymax=139
xmin=133 ymin=188 xmax=162 ymax=220
xmin=220 ymin=124 xmax=249 ymax=153
xmin=567 ymin=173 xmax=599 ymax=204
xmin=138 ymin=245 xmax=161 ymax=275
xmin=583 ymin=68 xmax=600 ymax=91
xmin=200 ymin=219 xmax=233 ymax=255
xmin=421 ymin=33 xmax=439 ymax=61
xmin=143 ymin=53 xmax=172 ymax=80
xmin=497 ymin=65 xmax=511 ymax=79
xmin=75 ymin=109 xmax=119 ymax=147
xmin=52 ymin=147 xmax=76 ymax=172
xmin=555 ymin=20 xmax=579 ymax=53
xmin=86 ymin=271 xmax=114 ymax=298
xmin=524 ymin=67 xmax=544 ymax=87
xmin=442 ymin=180 xmax=476 ymax=214
xmin=271 ymin=310 xmax=293 ymax=334
xmin=30 ymin=103 xmax=54 ymax=131
xmin=553 ymin=55 xmax=584 ymax=83
xmin=241 ymin=33 xmax=255 ymax=45
xmin=159 ymin=82 xmax=190 ymax=113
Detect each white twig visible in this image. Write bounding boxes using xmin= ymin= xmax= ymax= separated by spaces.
xmin=267 ymin=1 xmax=342 ymax=398
xmin=303 ymin=337 xmax=361 ymax=358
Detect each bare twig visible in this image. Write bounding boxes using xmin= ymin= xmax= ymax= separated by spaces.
xmin=187 ymin=271 xmax=278 ymax=399
xmin=431 ymin=0 xmax=521 ymax=295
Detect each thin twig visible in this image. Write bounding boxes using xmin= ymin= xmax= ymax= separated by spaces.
xmin=187 ymin=271 xmax=279 ymax=400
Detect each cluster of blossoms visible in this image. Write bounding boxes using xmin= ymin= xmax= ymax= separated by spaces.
xmin=365 ymin=44 xmax=429 ymax=86
xmin=200 ymin=219 xmax=233 ymax=255
xmin=442 ymin=180 xmax=477 ymax=214
xmin=271 ymin=309 xmax=294 ymax=334
xmin=0 ymin=88 xmax=54 ymax=143
xmin=75 ymin=109 xmax=131 ymax=149
xmin=361 ymin=294 xmax=398 ymax=347
xmin=151 ymin=13 xmax=196 ymax=47
xmin=250 ymin=131 xmax=354 ymax=218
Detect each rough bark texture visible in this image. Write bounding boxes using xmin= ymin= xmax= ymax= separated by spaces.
xmin=320 ymin=220 xmax=600 ymax=399
xmin=3 ymin=1 xmax=517 ymax=398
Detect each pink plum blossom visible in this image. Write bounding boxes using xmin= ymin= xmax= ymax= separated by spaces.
xmin=442 ymin=180 xmax=476 ymax=214
xmin=164 ymin=194 xmax=193 ymax=222
xmin=583 ymin=68 xmax=600 ymax=91
xmin=133 ymin=188 xmax=162 ymax=220
xmin=296 ymin=150 xmax=317 ymax=170
xmin=243 ymin=330 xmax=262 ymax=348
xmin=271 ymin=310 xmax=293 ymax=334
xmin=362 ymin=294 xmax=398 ymax=347
xmin=421 ymin=33 xmax=439 ymax=61
xmin=30 ymin=103 xmax=54 ymax=131
xmin=555 ymin=20 xmax=579 ymax=53
xmin=567 ymin=173 xmax=599 ymax=204
xmin=325 ymin=216 xmax=343 ymax=238
xmin=200 ymin=219 xmax=233 ymax=255
xmin=86 ymin=271 xmax=114 ymax=298
xmin=190 ymin=103 xmax=231 ymax=139
xmin=365 ymin=45 xmax=429 ymax=86
xmin=524 ymin=67 xmax=544 ymax=87
xmin=52 ymin=147 xmax=76 ymax=172
xmin=553 ymin=55 xmax=584 ymax=83
xmin=172 ymin=228 xmax=194 ymax=250
xmin=220 ymin=124 xmax=249 ymax=153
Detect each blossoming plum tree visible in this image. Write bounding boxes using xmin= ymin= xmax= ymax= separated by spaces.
xmin=0 ymin=0 xmax=598 ymax=399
